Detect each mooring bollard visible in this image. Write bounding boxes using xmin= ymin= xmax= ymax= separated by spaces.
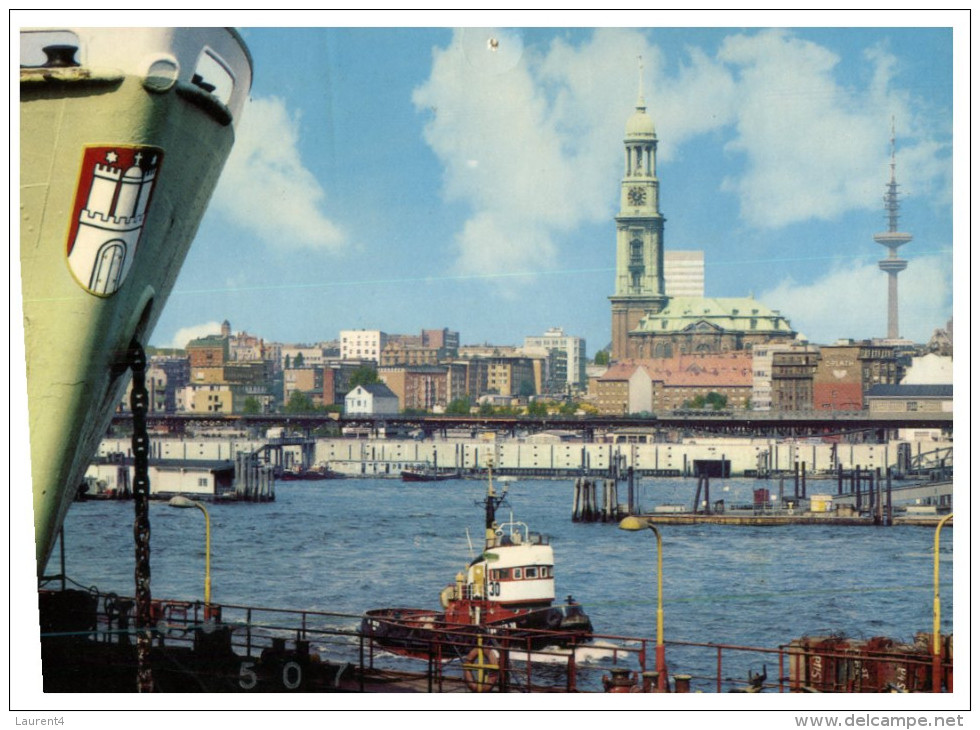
xmin=641 ymin=670 xmax=660 ymax=693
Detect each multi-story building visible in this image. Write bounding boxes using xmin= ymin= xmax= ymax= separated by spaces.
xmin=422 ymin=328 xmax=459 ymax=350
xmin=186 ymin=335 xmax=227 ymax=369
xmin=592 ymin=363 xmax=653 ymax=415
xmin=148 ymin=354 xmax=190 ymax=412
xmin=183 ymin=331 xmax=279 ymax=413
xmin=664 ymin=250 xmax=705 ymax=297
xmin=340 ymin=330 xmax=388 ymax=363
xmin=813 ymin=340 xmax=899 ymax=411
xmin=458 ymin=344 xmax=518 ymax=359
xmin=380 ymin=342 xmax=451 ymax=367
xmin=520 ymin=346 xmax=568 ymax=396
xmin=178 ymin=383 xmax=234 ymax=414
xmin=281 ymin=344 xmax=329 ymax=369
xmin=647 ymin=352 xmax=754 ymax=412
xmin=224 ymin=360 xmax=273 ymax=386
xmin=486 ymin=356 xmax=537 ymax=398
xmin=522 ymin=327 xmax=586 ymax=391
xmin=319 ymin=359 xmax=377 ymax=406
xmin=770 ymin=347 xmax=819 ymax=412
xmin=284 ymin=366 xmax=324 ymax=405
xmin=379 ymin=365 xmax=449 ymax=411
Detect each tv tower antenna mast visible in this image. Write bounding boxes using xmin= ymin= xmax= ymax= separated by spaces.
xmin=873 ymin=118 xmax=912 ymax=340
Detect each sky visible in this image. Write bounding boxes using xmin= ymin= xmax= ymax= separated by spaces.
xmin=144 ymin=16 xmax=959 ymax=358
xmin=15 ymin=13 xmax=963 ymax=360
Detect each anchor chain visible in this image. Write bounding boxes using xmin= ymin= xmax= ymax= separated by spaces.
xmin=129 ymin=340 xmax=154 ymax=692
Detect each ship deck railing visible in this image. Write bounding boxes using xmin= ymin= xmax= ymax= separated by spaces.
xmin=39 ymin=589 xmax=951 ymax=693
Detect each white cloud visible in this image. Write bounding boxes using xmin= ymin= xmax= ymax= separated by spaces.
xmin=212 ymin=96 xmax=346 ymax=250
xmin=414 ymin=28 xmax=661 ymax=278
xmin=717 ymin=30 xmax=948 ymax=229
xmin=414 ymin=28 xmax=949 ymax=278
xmin=166 ymin=321 xmax=223 ymax=350
xmin=759 ymin=254 xmax=951 ymax=344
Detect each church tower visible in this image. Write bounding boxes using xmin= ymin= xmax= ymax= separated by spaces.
xmin=609 ymin=65 xmax=668 ymax=361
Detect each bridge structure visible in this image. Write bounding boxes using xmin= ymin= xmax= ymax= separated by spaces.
xmin=113 ymin=410 xmax=953 ymax=443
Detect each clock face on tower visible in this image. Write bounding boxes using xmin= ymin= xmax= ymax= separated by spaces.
xmin=627 ymin=186 xmax=646 ymax=206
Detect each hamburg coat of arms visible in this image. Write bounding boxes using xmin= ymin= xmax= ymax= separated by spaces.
xmin=66 ymin=145 xmax=163 ymax=296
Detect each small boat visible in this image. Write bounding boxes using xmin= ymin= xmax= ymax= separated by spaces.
xmin=279 ymin=463 xmax=342 ymax=481
xmin=400 ymin=463 xmax=457 ymax=482
xmin=363 ymin=465 xmax=593 ymax=660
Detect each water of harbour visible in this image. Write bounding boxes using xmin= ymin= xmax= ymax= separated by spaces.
xmin=58 ymin=477 xmax=953 ymax=690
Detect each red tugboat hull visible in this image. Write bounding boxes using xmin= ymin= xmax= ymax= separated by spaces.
xmin=361 ymin=602 xmax=593 ymax=660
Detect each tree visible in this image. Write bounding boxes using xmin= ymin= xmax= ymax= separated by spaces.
xmin=594 ymin=350 xmax=610 ymax=366
xmin=478 ymin=402 xmax=495 ymax=416
xmin=284 ymin=354 xmax=292 ymax=369
xmin=705 ymin=392 xmax=728 ymax=410
xmin=559 ymin=400 xmax=579 ymax=415
xmin=348 ymin=365 xmax=379 ymax=389
xmin=284 ymin=390 xmax=315 ymax=414
xmin=242 ymin=396 xmax=261 ymax=414
xmin=446 ymin=398 xmax=472 ymax=415
xmin=685 ymin=392 xmax=728 ymax=410
xmin=294 ymin=352 xmax=305 ymax=367
xmin=526 ymin=401 xmax=549 ymax=417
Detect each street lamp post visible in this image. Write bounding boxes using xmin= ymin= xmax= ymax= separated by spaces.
xmin=168 ymin=496 xmax=211 ymax=611
xmin=932 ymin=512 xmax=953 ymax=692
xmin=619 ymin=515 xmax=666 ymax=691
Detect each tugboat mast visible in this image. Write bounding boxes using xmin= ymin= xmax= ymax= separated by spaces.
xmin=483 ymin=461 xmax=508 ymax=546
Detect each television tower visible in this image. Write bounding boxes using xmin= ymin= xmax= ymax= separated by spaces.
xmin=873 ymin=120 xmax=912 ymax=340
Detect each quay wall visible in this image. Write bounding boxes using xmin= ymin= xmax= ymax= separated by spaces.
xmin=97 ymin=436 xmax=952 ymax=478
xmin=316 ymin=439 xmax=896 ymax=477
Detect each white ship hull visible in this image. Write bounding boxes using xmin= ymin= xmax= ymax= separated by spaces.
xmin=19 ymin=27 xmax=252 ymax=574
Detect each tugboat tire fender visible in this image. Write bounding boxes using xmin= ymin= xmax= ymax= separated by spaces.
xmin=439 ymin=586 xmax=453 ymax=609
xmin=462 ymin=647 xmax=500 ymax=692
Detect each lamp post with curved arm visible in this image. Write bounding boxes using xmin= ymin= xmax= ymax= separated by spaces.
xmin=619 ymin=515 xmax=666 ymax=690
xmin=168 ymin=496 xmax=211 ymax=609
xmin=932 ymin=512 xmax=953 ymax=692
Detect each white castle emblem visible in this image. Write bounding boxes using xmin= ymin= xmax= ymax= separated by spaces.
xmin=66 ymin=146 xmax=162 ymax=296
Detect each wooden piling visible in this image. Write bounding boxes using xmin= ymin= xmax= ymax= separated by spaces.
xmin=572 ymin=478 xmax=581 ymax=521
xmin=855 ymin=466 xmax=862 ymax=512
xmin=875 ymin=467 xmax=883 ymax=526
xmin=886 ymin=467 xmax=893 ymax=526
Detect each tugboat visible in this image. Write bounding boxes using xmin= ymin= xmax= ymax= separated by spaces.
xmin=362 ymin=464 xmax=593 ymax=659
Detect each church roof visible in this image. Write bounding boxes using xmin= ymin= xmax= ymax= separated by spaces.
xmin=634 ymin=296 xmax=795 ymax=335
